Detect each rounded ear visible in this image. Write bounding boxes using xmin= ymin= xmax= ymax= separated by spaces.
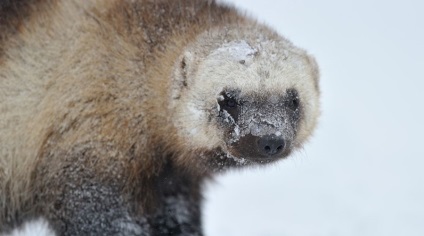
xmin=179 ymin=55 xmax=189 ymax=87
xmin=170 ymin=52 xmax=195 ymax=100
xmin=306 ymin=54 xmax=320 ymax=90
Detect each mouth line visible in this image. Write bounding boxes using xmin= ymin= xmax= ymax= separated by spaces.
xmin=242 ymin=155 xmax=286 ymax=162
xmin=228 ymin=146 xmax=292 ymax=162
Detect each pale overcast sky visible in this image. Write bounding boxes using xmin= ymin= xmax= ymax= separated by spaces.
xmin=204 ymin=1 xmax=424 ymax=235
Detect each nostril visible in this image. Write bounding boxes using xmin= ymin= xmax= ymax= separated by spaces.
xmin=235 ymin=134 xmax=286 ymax=159
xmin=257 ymin=135 xmax=285 ymax=157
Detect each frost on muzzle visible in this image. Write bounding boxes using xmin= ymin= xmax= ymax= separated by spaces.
xmin=217 ymin=89 xmax=301 ymax=161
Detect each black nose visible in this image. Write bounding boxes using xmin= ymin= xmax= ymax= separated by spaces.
xmin=257 ymin=135 xmax=285 ymax=156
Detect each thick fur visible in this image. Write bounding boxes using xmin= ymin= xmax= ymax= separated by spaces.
xmin=0 ymin=0 xmax=320 ymax=235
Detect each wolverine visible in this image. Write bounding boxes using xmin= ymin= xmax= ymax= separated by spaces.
xmin=0 ymin=0 xmax=320 ymax=235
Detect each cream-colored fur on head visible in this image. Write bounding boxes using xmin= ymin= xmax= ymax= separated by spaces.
xmin=170 ymin=26 xmax=319 ymax=154
xmin=1 ymin=218 xmax=56 ymax=236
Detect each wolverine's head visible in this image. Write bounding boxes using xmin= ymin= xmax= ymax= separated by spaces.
xmin=169 ymin=26 xmax=320 ymax=167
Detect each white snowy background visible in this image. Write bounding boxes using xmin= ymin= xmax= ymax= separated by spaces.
xmin=204 ymin=0 xmax=424 ymax=235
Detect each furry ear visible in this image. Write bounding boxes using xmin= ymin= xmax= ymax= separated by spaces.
xmin=306 ymin=54 xmax=320 ymax=89
xmin=178 ymin=51 xmax=196 ymax=87
xmin=179 ymin=56 xmax=188 ymax=87
xmin=171 ymin=52 xmax=196 ymax=100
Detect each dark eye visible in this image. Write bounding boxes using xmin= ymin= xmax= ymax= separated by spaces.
xmin=288 ymin=97 xmax=299 ymax=111
xmin=218 ymin=94 xmax=240 ymax=122
xmin=285 ymin=89 xmax=300 ymax=111
xmin=225 ymin=97 xmax=237 ymax=108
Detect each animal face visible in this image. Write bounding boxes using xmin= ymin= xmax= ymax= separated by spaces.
xmin=170 ymin=35 xmax=319 ymax=165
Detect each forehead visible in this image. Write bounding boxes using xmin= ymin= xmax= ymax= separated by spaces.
xmin=197 ymin=40 xmax=314 ymax=97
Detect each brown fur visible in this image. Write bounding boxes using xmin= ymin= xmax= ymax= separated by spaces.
xmin=0 ymin=0 xmax=59 ymax=61
xmin=0 ymin=0 xmax=246 ymax=229
xmin=0 ymin=0 xmax=319 ymax=234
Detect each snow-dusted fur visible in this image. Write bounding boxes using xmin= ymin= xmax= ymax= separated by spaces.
xmin=2 ymin=218 xmax=56 ymax=236
xmin=0 ymin=0 xmax=319 ymax=235
xmin=171 ymin=33 xmax=320 ymax=155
